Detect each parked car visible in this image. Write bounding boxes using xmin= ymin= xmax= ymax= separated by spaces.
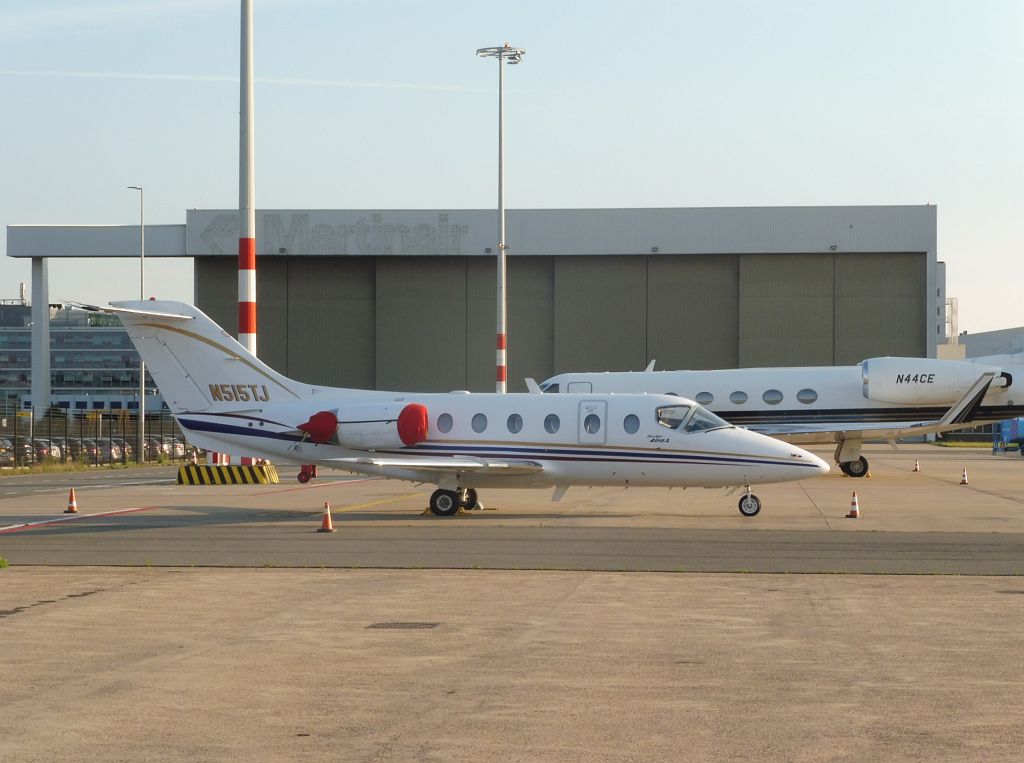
xmin=55 ymin=438 xmax=93 ymax=462
xmin=32 ymin=439 xmax=61 ymax=462
xmin=81 ymin=438 xmax=121 ymax=464
xmin=110 ymin=438 xmax=134 ymax=462
xmin=12 ymin=440 xmax=36 ymax=465
xmin=0 ymin=437 xmax=14 ymax=467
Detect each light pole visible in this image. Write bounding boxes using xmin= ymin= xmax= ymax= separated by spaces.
xmin=476 ymin=42 xmax=525 ymax=393
xmin=127 ymin=185 xmax=145 ymax=463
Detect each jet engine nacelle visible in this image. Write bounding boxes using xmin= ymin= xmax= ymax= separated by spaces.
xmin=334 ymin=402 xmax=429 ymax=450
xmin=861 ymin=357 xmax=1005 ymax=405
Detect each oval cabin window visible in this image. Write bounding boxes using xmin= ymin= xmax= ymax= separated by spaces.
xmin=623 ymin=414 xmax=640 ymax=434
xmin=583 ymin=414 xmax=601 ymax=434
xmin=762 ymin=389 xmax=784 ymax=405
xmin=729 ymin=391 xmax=748 ymax=405
xmin=695 ymin=392 xmax=714 ymax=405
xmin=506 ymin=413 xmax=523 ymax=434
xmin=437 ymin=413 xmax=453 ymax=433
xmin=544 ymin=414 xmax=560 ymax=434
xmin=797 ymin=388 xmax=818 ymax=404
xmin=471 ymin=413 xmax=487 ymax=433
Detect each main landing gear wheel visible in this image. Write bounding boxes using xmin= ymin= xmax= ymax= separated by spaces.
xmin=462 ymin=488 xmax=481 ymax=511
xmin=738 ymin=494 xmax=762 ymax=517
xmin=296 ymin=470 xmax=311 ymax=484
xmin=429 ymin=489 xmax=461 ymax=517
xmin=839 ymin=456 xmax=869 ymax=478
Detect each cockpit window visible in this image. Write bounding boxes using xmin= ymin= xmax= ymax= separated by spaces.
xmin=656 ymin=405 xmax=691 ymax=429
xmin=684 ymin=407 xmax=732 ymax=432
xmin=540 ymin=382 xmax=559 ymax=393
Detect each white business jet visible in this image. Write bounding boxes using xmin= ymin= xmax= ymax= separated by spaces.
xmin=92 ymin=301 xmax=828 ymax=517
xmin=541 ymin=354 xmax=1024 ymax=477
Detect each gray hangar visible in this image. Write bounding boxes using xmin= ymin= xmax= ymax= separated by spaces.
xmin=190 ymin=205 xmax=938 ymax=392
xmin=10 ymin=205 xmax=941 ymax=394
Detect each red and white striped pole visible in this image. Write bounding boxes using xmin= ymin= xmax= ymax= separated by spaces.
xmin=238 ymin=0 xmax=256 ymax=356
xmin=235 ymin=0 xmax=256 ymax=468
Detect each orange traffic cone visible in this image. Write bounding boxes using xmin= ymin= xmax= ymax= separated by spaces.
xmin=317 ymin=501 xmax=336 ymax=533
xmin=913 ymin=459 xmax=920 ymax=472
xmin=960 ymin=468 xmax=969 ymax=486
xmin=65 ymin=488 xmax=78 ymax=514
xmin=846 ymin=491 xmax=860 ymax=519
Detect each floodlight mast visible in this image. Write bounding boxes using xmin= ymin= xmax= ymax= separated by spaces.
xmin=126 ymin=185 xmax=145 ymax=463
xmin=476 ymin=43 xmax=525 ymax=393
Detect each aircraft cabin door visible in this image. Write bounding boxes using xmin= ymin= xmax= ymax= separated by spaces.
xmin=577 ymin=400 xmax=607 ymax=445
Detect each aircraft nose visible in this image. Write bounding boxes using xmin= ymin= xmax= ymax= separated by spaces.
xmin=806 ymin=450 xmax=831 ymax=475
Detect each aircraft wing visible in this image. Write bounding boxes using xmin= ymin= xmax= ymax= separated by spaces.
xmin=755 ymin=371 xmax=997 ymax=445
xmin=327 ymin=454 xmax=544 ymax=475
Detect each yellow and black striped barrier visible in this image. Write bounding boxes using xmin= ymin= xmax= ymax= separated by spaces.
xmin=176 ymin=464 xmax=280 ymax=485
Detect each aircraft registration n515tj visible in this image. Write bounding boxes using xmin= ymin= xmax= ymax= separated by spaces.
xmin=541 ymin=354 xmax=1024 ymax=477
xmin=91 ymin=301 xmax=828 ymax=517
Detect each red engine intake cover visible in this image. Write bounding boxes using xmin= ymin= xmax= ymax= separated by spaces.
xmin=297 ymin=410 xmax=338 ymax=445
xmin=397 ymin=403 xmax=429 ymax=446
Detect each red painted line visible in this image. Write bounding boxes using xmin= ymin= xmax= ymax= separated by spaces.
xmin=238 ymin=237 xmax=256 ymax=270
xmin=496 ymin=365 xmax=507 ymax=382
xmin=238 ymin=301 xmax=257 ymax=333
xmin=0 ymin=506 xmax=157 ymax=535
xmin=496 ymin=333 xmax=507 ymax=350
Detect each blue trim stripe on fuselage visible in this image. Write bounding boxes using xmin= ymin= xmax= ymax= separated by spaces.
xmin=177 ymin=414 xmax=820 ymax=470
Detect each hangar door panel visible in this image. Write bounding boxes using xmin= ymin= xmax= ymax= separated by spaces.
xmin=194 ymin=257 xmax=239 ymax=345
xmin=288 ymin=257 xmax=375 ymax=388
xmin=738 ymin=254 xmax=834 ymax=367
xmin=255 ymin=257 xmax=289 ymax=376
xmin=834 ymin=253 xmax=925 ymax=363
xmin=376 ymin=257 xmax=467 ymax=392
xmin=647 ymin=255 xmax=738 ymax=370
xmin=554 ymin=256 xmax=646 ymax=374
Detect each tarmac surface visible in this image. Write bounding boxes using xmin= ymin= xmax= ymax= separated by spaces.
xmin=1 ymin=444 xmax=1022 ymax=760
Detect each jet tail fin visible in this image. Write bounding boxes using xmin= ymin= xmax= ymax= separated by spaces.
xmin=88 ymin=300 xmax=303 ymax=414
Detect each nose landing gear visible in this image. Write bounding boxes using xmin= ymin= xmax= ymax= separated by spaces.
xmin=738 ymin=487 xmax=762 ymax=517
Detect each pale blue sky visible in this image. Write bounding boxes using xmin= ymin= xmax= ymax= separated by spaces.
xmin=1 ymin=0 xmax=1021 ymax=333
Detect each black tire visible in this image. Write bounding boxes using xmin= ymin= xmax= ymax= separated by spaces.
xmin=430 ymin=489 xmax=460 ymax=517
xmin=841 ymin=456 xmax=869 ymax=478
xmin=463 ymin=488 xmax=479 ymax=509
xmin=738 ymin=494 xmax=762 ymax=517
xmin=297 ymin=470 xmax=311 ymax=484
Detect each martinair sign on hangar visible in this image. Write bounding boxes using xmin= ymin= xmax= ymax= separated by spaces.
xmin=186 ymin=210 xmax=493 ymax=257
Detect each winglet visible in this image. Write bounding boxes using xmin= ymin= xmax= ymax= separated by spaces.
xmin=525 ymin=378 xmax=543 ymax=394
xmin=644 ymin=359 xmax=656 ymax=372
xmin=938 ymin=371 xmax=996 ymax=427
